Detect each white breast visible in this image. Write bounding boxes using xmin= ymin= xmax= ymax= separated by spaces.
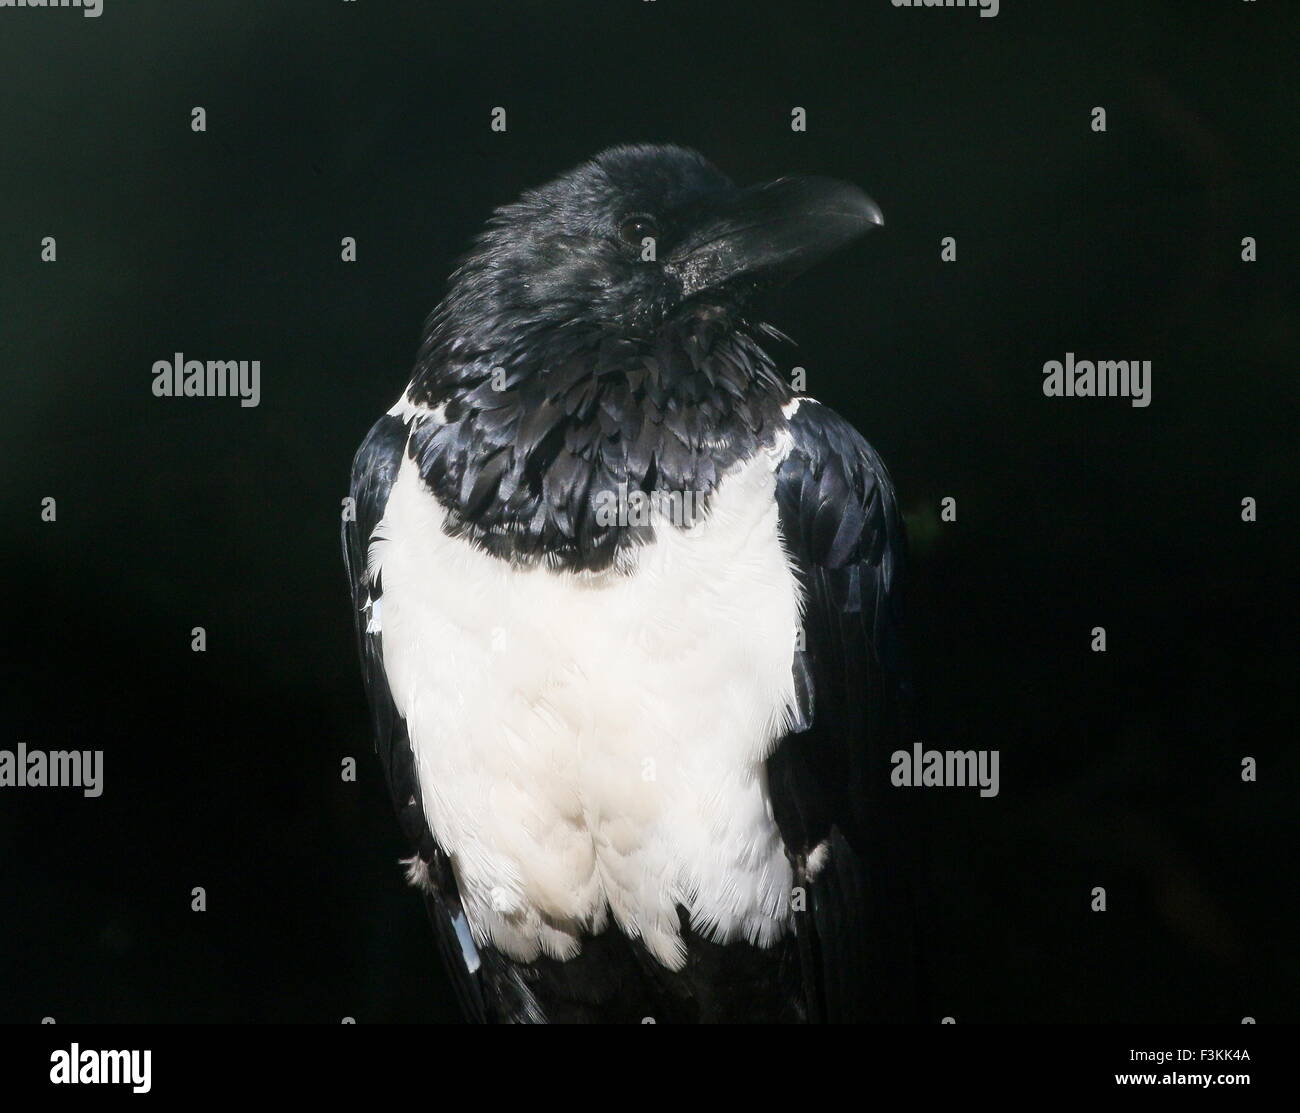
xmin=369 ymin=442 xmax=802 ymax=970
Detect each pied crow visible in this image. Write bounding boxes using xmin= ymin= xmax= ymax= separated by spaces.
xmin=343 ymin=144 xmax=924 ymax=1023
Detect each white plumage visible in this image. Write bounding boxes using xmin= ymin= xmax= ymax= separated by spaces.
xmin=368 ymin=417 xmax=804 ymax=969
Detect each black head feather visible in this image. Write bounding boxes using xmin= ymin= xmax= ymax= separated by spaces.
xmin=404 ymin=145 xmax=880 ymax=572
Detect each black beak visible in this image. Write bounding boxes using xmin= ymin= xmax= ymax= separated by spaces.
xmin=666 ymin=176 xmax=883 ymax=300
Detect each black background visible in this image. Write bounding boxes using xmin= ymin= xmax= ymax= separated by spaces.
xmin=1 ymin=0 xmax=1295 ymax=1023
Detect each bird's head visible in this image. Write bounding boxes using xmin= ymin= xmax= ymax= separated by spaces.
xmin=407 ymin=147 xmax=881 ymax=569
xmin=433 ymin=144 xmax=882 ymax=351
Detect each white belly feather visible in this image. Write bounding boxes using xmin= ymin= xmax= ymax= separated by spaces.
xmin=369 ymin=443 xmax=802 ymax=970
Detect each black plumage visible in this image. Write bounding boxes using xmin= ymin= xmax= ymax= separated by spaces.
xmin=407 ymin=306 xmax=789 ymax=571
xmin=771 ymin=400 xmax=927 ymax=1021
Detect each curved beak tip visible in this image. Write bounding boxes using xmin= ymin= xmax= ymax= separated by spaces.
xmin=813 ymin=182 xmax=884 ymax=238
xmin=834 ymin=186 xmax=883 ymax=231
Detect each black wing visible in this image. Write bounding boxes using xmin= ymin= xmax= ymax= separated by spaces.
xmin=769 ymin=399 xmax=927 ymax=1022
xmin=342 ymin=413 xmax=543 ymax=1023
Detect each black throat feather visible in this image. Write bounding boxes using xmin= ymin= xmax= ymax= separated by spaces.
xmin=404 ymin=306 xmax=793 ymax=574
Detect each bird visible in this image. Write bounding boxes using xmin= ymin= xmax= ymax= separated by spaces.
xmin=343 ymin=144 xmax=925 ymax=1023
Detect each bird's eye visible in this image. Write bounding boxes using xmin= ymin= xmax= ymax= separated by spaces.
xmin=618 ymin=214 xmax=659 ymax=247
